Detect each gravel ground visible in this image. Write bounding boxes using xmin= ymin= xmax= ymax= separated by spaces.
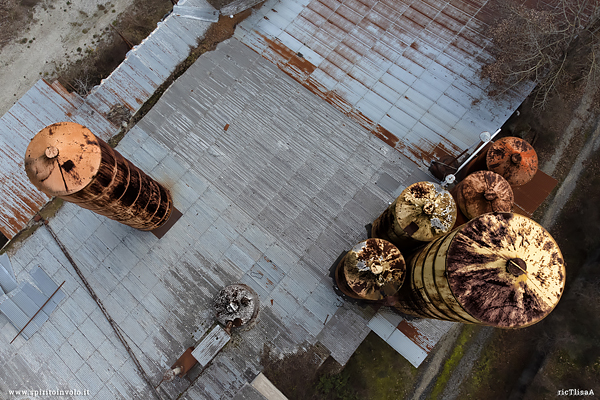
xmin=0 ymin=0 xmax=134 ymax=116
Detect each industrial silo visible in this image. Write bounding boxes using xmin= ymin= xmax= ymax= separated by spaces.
xmin=24 ymin=122 xmax=172 ymax=231
xmin=486 ymin=137 xmax=538 ymax=186
xmin=371 ymin=182 xmax=457 ymax=248
xmin=392 ymin=212 xmax=565 ymax=328
xmin=454 ymin=171 xmax=514 ymax=220
xmin=335 ymin=238 xmax=406 ymax=301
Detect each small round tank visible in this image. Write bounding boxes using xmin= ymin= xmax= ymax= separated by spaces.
xmin=371 ymin=182 xmax=457 ymax=248
xmin=455 ymin=171 xmax=514 ymax=220
xmin=335 ymin=238 xmax=406 ymax=301
xmin=24 ymin=122 xmax=172 ymax=231
xmin=392 ymin=212 xmax=565 ymax=328
xmin=486 ymin=137 xmax=538 ymax=186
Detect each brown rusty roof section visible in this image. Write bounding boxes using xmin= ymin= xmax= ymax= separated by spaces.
xmin=512 ymin=169 xmax=557 ymax=217
xmin=397 ymin=319 xmax=435 ymax=352
xmin=446 ymin=212 xmax=566 ymax=328
xmin=246 ymin=0 xmax=521 ymax=165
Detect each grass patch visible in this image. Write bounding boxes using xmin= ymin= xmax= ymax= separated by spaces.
xmin=340 ymin=332 xmax=419 ymax=400
xmin=428 ymin=324 xmax=476 ymax=400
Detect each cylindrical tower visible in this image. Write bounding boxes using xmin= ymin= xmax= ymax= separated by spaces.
xmin=371 ymin=182 xmax=456 ymax=248
xmin=335 ymin=238 xmax=406 ymax=301
xmin=455 ymin=171 xmax=514 ymax=220
xmin=486 ymin=137 xmax=538 ymax=186
xmin=24 ymin=122 xmax=172 ymax=231
xmin=392 ymin=212 xmax=565 ymax=328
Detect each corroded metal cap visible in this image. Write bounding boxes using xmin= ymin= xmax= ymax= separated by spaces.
xmin=342 ymin=238 xmax=406 ymax=300
xmin=446 ymin=213 xmax=565 ymax=328
xmin=214 ymin=284 xmax=259 ymax=329
xmin=457 ymin=171 xmax=514 ymax=220
xmin=396 ymin=182 xmax=457 ymax=241
xmin=486 ymin=137 xmax=538 ymax=186
xmin=24 ymin=122 xmax=102 ymax=196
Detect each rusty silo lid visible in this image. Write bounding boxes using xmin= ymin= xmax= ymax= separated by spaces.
xmin=486 ymin=137 xmax=538 ymax=186
xmin=396 ymin=182 xmax=457 ymax=241
xmin=24 ymin=122 xmax=102 ymax=197
xmin=457 ymin=171 xmax=514 ymax=220
xmin=343 ymin=238 xmax=406 ymax=300
xmin=446 ymin=213 xmax=565 ymax=328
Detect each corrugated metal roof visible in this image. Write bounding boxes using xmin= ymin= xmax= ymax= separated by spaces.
xmin=233 ymin=0 xmax=536 ymax=368
xmin=236 ymin=0 xmax=534 ymax=165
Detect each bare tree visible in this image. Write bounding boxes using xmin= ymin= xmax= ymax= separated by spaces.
xmin=483 ymin=0 xmax=600 ymax=108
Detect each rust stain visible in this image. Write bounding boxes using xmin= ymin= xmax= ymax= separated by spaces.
xmin=349 ymin=108 xmax=376 ymax=130
xmin=254 ymin=30 xmax=452 ymax=165
xmin=397 ymin=319 xmax=433 ymax=351
xmin=261 ymin=34 xmax=316 ymax=76
xmin=373 ymin=125 xmax=399 ymax=148
xmin=224 ymin=123 xmax=230 ymax=131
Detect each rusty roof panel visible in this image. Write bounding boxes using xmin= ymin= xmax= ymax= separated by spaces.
xmin=343 ymin=0 xmax=371 ymax=15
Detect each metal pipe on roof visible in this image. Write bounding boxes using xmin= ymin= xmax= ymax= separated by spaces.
xmin=441 ymin=129 xmax=501 ymax=187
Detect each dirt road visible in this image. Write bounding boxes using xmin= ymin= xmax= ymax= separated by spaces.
xmin=0 ymin=0 xmax=134 ymax=116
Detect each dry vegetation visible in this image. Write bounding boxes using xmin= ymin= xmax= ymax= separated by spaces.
xmin=0 ymin=0 xmax=36 ymax=48
xmin=483 ymin=0 xmax=600 ymax=109
xmin=57 ymin=0 xmax=173 ymax=96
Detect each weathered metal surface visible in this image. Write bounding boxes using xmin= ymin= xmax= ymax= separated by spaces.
xmin=191 ymin=324 xmax=231 ymax=368
xmin=456 ymin=171 xmax=514 ymax=220
xmin=237 ymin=0 xmax=534 ymax=166
xmin=372 ymin=182 xmax=456 ymax=246
xmin=221 ymin=0 xmax=264 ymax=16
xmin=486 ymin=137 xmax=538 ymax=186
xmin=335 ymin=238 xmax=406 ymax=301
xmin=170 ymin=347 xmax=198 ymax=376
xmin=214 ymin=284 xmax=259 ymax=329
xmin=0 ymin=263 xmax=18 ymax=293
xmin=173 ymin=5 xmax=220 ymax=22
xmin=24 ymin=122 xmax=173 ymax=231
xmin=512 ymin=170 xmax=558 ymax=217
xmin=0 ymin=254 xmax=15 ymax=282
xmin=394 ymin=212 xmax=565 ymax=328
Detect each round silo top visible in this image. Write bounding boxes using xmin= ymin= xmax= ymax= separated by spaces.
xmin=344 ymin=238 xmax=406 ymax=300
xmin=457 ymin=171 xmax=514 ymax=220
xmin=396 ymin=182 xmax=457 ymax=241
xmin=446 ymin=213 xmax=565 ymax=328
xmin=24 ymin=122 xmax=102 ymax=196
xmin=486 ymin=137 xmax=538 ymax=186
